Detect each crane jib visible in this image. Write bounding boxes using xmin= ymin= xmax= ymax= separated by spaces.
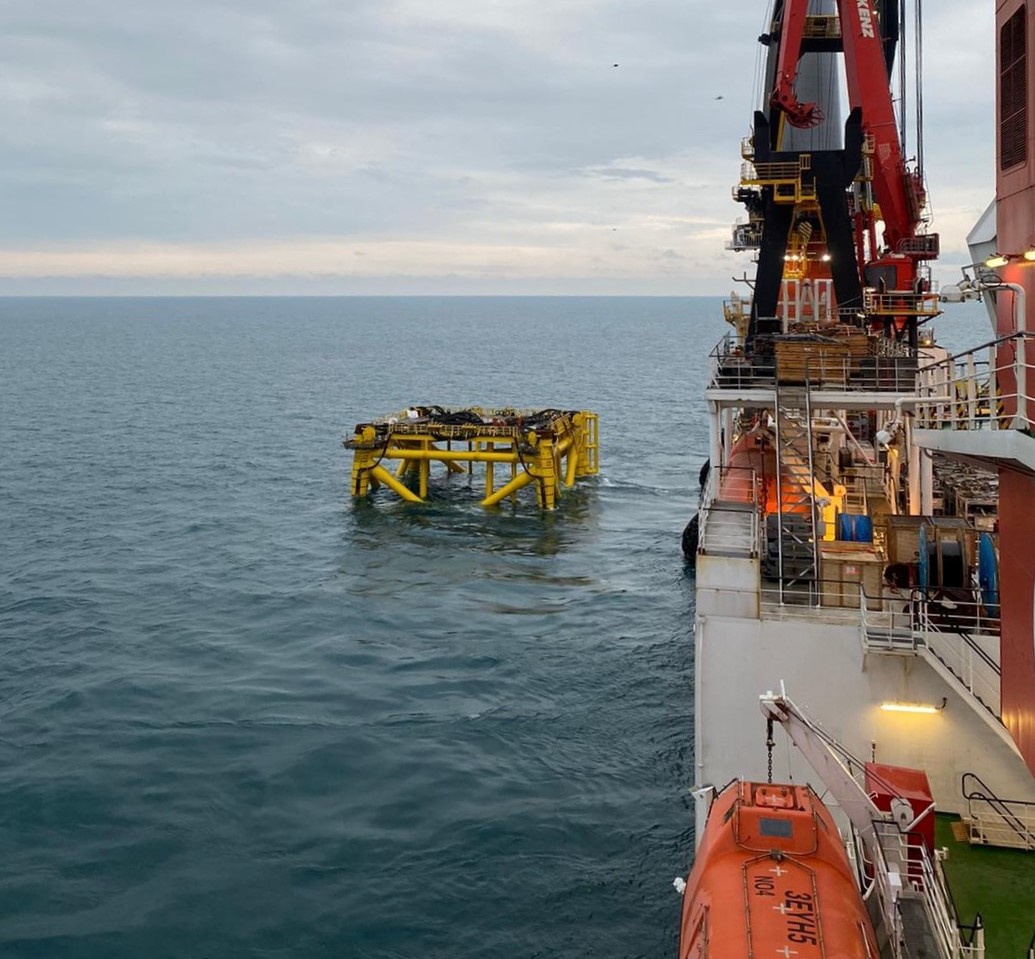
xmin=857 ymin=0 xmax=876 ymax=39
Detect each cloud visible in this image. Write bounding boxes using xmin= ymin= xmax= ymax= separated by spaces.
xmin=0 ymin=0 xmax=997 ymax=293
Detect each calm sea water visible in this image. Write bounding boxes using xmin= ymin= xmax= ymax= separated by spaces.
xmin=0 ymin=296 xmax=725 ymax=959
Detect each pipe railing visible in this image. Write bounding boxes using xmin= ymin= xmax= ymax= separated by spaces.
xmin=864 ymin=822 xmax=984 ymax=959
xmin=864 ymin=834 xmax=907 ymax=959
xmin=915 ymin=602 xmax=1001 ymax=717
xmin=708 ymin=333 xmax=923 ymax=393
xmin=859 ymin=587 xmax=1002 ymax=642
xmin=961 ymin=772 xmax=1035 ymax=851
xmin=864 ymin=290 xmax=941 ymax=316
xmin=698 ymin=465 xmax=763 ymax=558
xmin=860 ymin=587 xmax=1001 ymax=716
xmin=759 ymin=575 xmax=882 ymax=613
xmin=935 ymin=848 xmax=984 ymax=956
xmin=915 ymin=330 xmax=1035 ymax=431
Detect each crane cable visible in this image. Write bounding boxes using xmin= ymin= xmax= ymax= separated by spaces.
xmin=898 ymin=0 xmax=908 ymax=158
xmin=914 ymin=0 xmax=925 ymax=177
xmin=753 ymin=0 xmax=776 ymax=116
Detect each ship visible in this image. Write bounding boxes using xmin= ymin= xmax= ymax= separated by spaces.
xmin=681 ymin=1 xmax=1035 ymax=955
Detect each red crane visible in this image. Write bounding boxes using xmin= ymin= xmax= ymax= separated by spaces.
xmin=770 ymin=0 xmax=932 ymax=260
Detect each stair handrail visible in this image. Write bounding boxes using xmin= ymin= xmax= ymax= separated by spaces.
xmin=803 ymin=383 xmax=820 ymax=583
xmin=870 ymin=821 xmax=982 ymax=959
xmin=909 ymin=596 xmax=1001 ymax=716
xmin=961 ymin=771 xmax=1034 ymax=846
xmin=957 ymin=914 xmax=984 ymax=956
xmin=936 ymin=846 xmax=985 ymax=954
xmin=915 ymin=597 xmax=1001 ymax=674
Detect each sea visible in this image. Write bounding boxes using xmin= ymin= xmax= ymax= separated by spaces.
xmin=0 ymin=296 xmax=731 ymax=959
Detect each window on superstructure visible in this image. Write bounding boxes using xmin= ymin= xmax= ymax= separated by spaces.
xmin=1001 ymin=7 xmax=1028 ymax=170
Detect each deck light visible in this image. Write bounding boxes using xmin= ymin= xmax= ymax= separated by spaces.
xmin=1024 ymin=249 xmax=1035 ymax=262
xmin=880 ymin=699 xmax=946 ymax=714
xmin=984 ymin=254 xmax=1010 ymax=268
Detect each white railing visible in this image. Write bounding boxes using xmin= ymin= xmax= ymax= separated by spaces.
xmin=698 ymin=501 xmax=758 ymax=557
xmin=859 ymin=591 xmax=916 ymax=650
xmin=963 ymin=773 xmax=1035 ymax=851
xmin=866 ymin=833 xmax=907 ymax=959
xmin=708 ymin=333 xmax=767 ymax=389
xmin=915 ymin=331 xmax=1035 ymax=431
xmin=711 ymin=463 xmax=761 ymax=505
xmin=967 ymin=802 xmax=1035 ymax=850
xmin=860 ymin=589 xmax=1001 ymax=717
xmin=760 ymin=577 xmax=880 ymax=617
xmin=867 ymin=822 xmax=984 ymax=959
xmin=917 ymin=605 xmax=1001 ymax=717
xmin=708 ymin=333 xmax=924 ymax=393
xmin=697 ymin=464 xmax=762 ymax=558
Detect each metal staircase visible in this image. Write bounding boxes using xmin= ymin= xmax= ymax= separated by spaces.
xmin=961 ymin=772 xmax=1035 ymax=851
xmin=768 ymin=383 xmax=820 ymax=598
xmin=842 ymin=473 xmax=868 ymax=514
xmin=862 ymin=596 xmax=1014 ymax=754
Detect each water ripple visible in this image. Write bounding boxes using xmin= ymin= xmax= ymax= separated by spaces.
xmin=0 ymin=296 xmax=716 ymax=959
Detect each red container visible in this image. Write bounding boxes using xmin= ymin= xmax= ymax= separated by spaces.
xmin=865 ymin=762 xmax=935 ymax=874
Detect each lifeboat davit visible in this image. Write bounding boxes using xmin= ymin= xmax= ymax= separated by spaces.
xmin=679 ymin=781 xmax=879 ymax=959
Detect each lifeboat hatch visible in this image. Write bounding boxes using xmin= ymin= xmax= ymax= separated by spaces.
xmin=753 ymin=784 xmax=801 ymax=809
xmin=732 ymin=784 xmax=820 ymax=855
xmin=743 ymin=857 xmax=825 ymax=958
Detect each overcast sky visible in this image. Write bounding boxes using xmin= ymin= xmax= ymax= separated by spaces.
xmin=1 ymin=0 xmax=995 ymax=295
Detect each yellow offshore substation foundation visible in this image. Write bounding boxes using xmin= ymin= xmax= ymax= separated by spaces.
xmin=345 ymin=407 xmax=599 ymax=509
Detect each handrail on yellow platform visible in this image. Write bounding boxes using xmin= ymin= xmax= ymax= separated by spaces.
xmin=345 ymin=407 xmax=599 ymax=509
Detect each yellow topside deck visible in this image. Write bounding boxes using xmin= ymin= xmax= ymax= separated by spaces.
xmin=345 ymin=407 xmax=599 ymax=509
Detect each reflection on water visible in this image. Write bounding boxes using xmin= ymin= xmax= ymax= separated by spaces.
xmin=346 ymin=474 xmax=600 ymax=562
xmin=1 ymin=295 xmax=709 ymax=959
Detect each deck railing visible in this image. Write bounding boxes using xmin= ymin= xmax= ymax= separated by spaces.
xmin=865 ymin=822 xmax=984 ymax=959
xmin=860 ymin=588 xmax=1001 ymax=717
xmin=759 ymin=576 xmax=881 ymax=615
xmin=962 ymin=772 xmax=1035 ymax=851
xmin=915 ymin=330 xmax=1035 ymax=431
xmin=697 ymin=465 xmax=762 ymax=558
xmin=708 ymin=333 xmax=921 ymax=393
xmin=864 ymin=290 xmax=941 ymax=317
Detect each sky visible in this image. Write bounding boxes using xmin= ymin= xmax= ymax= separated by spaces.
xmin=1 ymin=0 xmax=996 ymax=295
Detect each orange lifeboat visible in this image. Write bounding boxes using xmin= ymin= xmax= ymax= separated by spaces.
xmin=679 ymin=781 xmax=879 ymax=959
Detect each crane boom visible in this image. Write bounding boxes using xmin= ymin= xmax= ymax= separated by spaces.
xmin=771 ymin=0 xmax=823 ymax=128
xmin=769 ymin=0 xmax=925 ymax=250
xmin=838 ymin=0 xmax=919 ymax=250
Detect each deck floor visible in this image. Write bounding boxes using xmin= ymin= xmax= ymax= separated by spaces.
xmin=935 ymin=813 xmax=1035 ymax=955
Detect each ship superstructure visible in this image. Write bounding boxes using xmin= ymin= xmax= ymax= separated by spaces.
xmin=687 ymin=1 xmax=1035 ymax=954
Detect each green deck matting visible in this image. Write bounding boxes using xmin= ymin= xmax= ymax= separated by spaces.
xmin=935 ymin=813 xmax=1035 ymax=956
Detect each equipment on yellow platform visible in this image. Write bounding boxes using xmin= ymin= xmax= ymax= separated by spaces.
xmin=344 ymin=406 xmax=599 ymax=509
